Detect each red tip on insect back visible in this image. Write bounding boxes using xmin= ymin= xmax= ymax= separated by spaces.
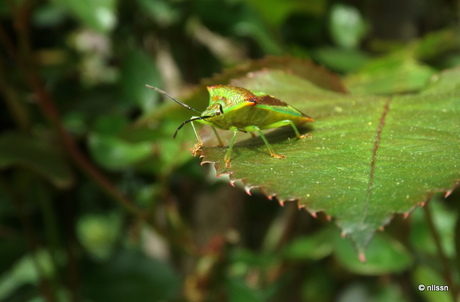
xmin=278 ymin=200 xmax=285 ymax=207
xmin=403 ymin=212 xmax=410 ymax=219
xmin=341 ymin=232 xmax=346 ymax=238
xmin=310 ymin=212 xmax=317 ymax=218
xmin=444 ymin=190 xmax=453 ymax=198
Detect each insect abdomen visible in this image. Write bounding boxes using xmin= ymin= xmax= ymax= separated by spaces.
xmin=209 ymin=105 xmax=310 ymax=130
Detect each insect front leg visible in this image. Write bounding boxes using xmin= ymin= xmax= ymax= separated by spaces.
xmin=190 ymin=120 xmax=203 ymax=156
xmin=224 ymin=127 xmax=239 ymax=168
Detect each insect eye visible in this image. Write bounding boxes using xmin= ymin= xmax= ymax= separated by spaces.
xmin=218 ymin=104 xmax=224 ymax=115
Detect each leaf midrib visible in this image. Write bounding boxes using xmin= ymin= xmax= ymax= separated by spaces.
xmin=363 ymin=97 xmax=392 ymax=227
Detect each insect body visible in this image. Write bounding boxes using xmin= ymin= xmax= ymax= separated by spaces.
xmin=147 ymin=84 xmax=314 ymax=167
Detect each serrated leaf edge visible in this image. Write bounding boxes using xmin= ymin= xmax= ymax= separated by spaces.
xmin=199 ymin=156 xmax=460 ymax=258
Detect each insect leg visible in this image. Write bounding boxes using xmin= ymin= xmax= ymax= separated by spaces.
xmin=211 ymin=126 xmax=224 ymax=147
xmin=262 ymin=120 xmax=310 ymax=139
xmin=253 ymin=126 xmax=285 ymax=159
xmin=224 ymin=127 xmax=239 ymax=168
xmin=190 ymin=120 xmax=203 ymax=156
xmin=189 ymin=120 xmax=202 ymax=143
xmin=286 ymin=120 xmax=311 ymax=139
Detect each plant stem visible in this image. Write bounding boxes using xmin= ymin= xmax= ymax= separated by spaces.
xmin=0 ymin=19 xmax=146 ymax=218
xmin=423 ymin=201 xmax=459 ymax=300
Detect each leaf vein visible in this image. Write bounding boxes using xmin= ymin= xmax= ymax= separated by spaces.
xmin=362 ymin=97 xmax=392 ymax=224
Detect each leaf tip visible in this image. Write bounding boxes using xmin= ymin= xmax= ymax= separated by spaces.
xmin=358 ymin=252 xmax=366 ymax=263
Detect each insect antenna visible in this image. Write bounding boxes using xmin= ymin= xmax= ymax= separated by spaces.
xmin=173 ymin=116 xmax=212 ymax=139
xmin=145 ymin=84 xmax=201 ymax=114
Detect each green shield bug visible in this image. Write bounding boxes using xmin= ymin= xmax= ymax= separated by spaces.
xmin=146 ymin=84 xmax=314 ymax=167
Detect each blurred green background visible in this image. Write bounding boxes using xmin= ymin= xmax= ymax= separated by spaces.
xmin=1 ymin=0 xmax=459 ymax=301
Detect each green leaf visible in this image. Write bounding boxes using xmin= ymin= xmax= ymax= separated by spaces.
xmin=120 ymin=49 xmax=161 ymax=113
xmin=334 ymin=232 xmax=413 ymax=274
xmin=82 ymin=250 xmax=180 ymax=302
xmin=136 ymin=0 xmax=179 ymax=26
xmin=227 ymin=277 xmax=266 ymax=302
xmin=33 ymin=4 xmax=68 ymax=27
xmin=329 ymin=3 xmax=367 ymax=49
xmin=409 ymin=199 xmax=456 ymax=258
xmin=88 ymin=133 xmax=152 ymax=171
xmin=311 ymin=47 xmax=369 ymax=73
xmin=0 ymin=131 xmax=73 ymax=188
xmin=77 ymin=213 xmax=121 ymax=260
xmin=414 ymin=29 xmax=460 ymax=62
xmin=245 ymin=0 xmax=327 ymax=26
xmin=193 ymin=59 xmax=459 ymax=255
xmin=0 ymin=249 xmax=56 ymax=300
xmin=283 ymin=227 xmax=335 ymax=260
xmin=345 ymin=50 xmax=436 ymax=94
xmin=51 ymin=0 xmax=117 ymax=33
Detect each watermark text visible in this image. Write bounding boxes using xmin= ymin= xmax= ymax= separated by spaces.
xmin=418 ymin=284 xmax=449 ymax=292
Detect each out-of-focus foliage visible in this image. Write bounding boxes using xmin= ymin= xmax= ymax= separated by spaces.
xmin=0 ymin=0 xmax=459 ymax=301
